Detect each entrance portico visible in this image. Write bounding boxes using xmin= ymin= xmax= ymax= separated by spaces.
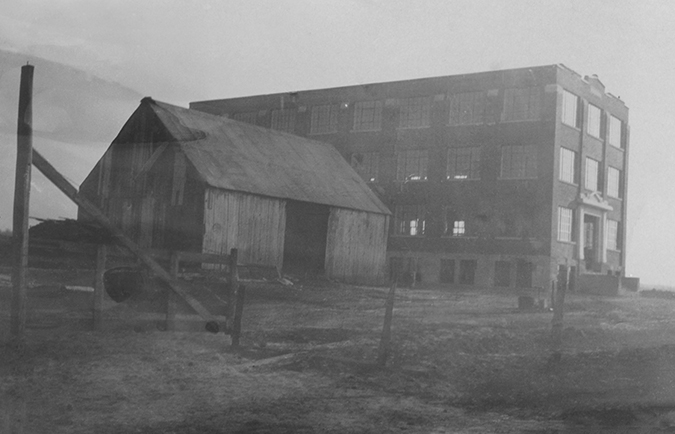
xmin=576 ymin=192 xmax=613 ymax=273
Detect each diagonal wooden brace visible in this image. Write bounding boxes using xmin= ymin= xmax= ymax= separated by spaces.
xmin=31 ymin=149 xmax=221 ymax=333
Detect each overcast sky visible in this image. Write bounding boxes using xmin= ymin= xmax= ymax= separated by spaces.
xmin=0 ymin=0 xmax=672 ymax=285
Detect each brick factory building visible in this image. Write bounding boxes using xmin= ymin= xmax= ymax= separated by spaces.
xmin=191 ymin=64 xmax=630 ymax=291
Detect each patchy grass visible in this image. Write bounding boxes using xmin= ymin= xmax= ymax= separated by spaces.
xmin=3 ymin=275 xmax=675 ymax=432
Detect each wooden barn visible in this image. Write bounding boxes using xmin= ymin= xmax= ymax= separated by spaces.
xmin=78 ymin=98 xmax=390 ymax=285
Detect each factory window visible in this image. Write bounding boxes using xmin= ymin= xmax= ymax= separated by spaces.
xmin=452 ymin=220 xmax=466 ymax=236
xmin=503 ymin=87 xmax=541 ymax=122
xmin=609 ymin=115 xmax=624 ymax=149
xmin=398 ymin=96 xmax=431 ymax=129
xmin=562 ymin=89 xmax=580 ymax=128
xmin=448 ymin=91 xmax=486 ymax=125
xmin=606 ymin=219 xmax=620 ymax=250
xmin=353 ymin=100 xmax=382 ymax=131
xmin=500 ymin=145 xmax=537 ymax=179
xmin=607 ymin=166 xmax=622 ymax=198
xmin=585 ymin=158 xmax=600 ymax=191
xmin=559 ymin=147 xmax=577 ymax=184
xmin=390 ymin=257 xmax=419 ymax=286
xmin=459 ymin=259 xmax=477 ymax=285
xmin=394 ymin=205 xmax=426 ymax=236
xmin=443 ymin=207 xmax=466 ymax=237
xmin=350 ymin=152 xmax=379 ymax=183
xmin=557 ymin=207 xmax=574 ymax=242
xmin=396 ymin=150 xmax=429 ymax=181
xmin=231 ymin=112 xmax=258 ymax=125
xmin=587 ymin=104 xmax=602 ymax=138
xmin=447 ymin=147 xmax=480 ymax=180
xmin=270 ymin=108 xmax=296 ymax=133
xmin=310 ymin=104 xmax=338 ymax=134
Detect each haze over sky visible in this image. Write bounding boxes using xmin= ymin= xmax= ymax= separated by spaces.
xmin=0 ymin=0 xmax=672 ymax=285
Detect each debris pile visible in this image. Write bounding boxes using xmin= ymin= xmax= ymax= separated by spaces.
xmin=29 ymin=218 xmax=113 ymax=244
xmin=640 ymin=289 xmax=675 ymax=300
xmin=28 ymin=218 xmax=114 ymax=269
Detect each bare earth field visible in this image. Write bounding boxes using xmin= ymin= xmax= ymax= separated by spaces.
xmin=3 ymin=271 xmax=675 ymax=433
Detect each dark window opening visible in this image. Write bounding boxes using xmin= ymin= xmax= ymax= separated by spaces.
xmin=390 ymin=257 xmax=419 ymax=287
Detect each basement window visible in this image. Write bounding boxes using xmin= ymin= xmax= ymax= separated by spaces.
xmin=459 ymin=259 xmax=477 ymax=285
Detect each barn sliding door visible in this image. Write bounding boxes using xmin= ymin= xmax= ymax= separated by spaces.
xmin=283 ymin=200 xmax=329 ymax=274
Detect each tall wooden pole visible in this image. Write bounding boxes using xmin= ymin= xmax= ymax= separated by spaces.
xmin=10 ymin=64 xmax=34 ymax=344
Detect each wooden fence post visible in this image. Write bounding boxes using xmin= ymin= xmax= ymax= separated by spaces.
xmin=93 ymin=244 xmax=107 ymax=330
xmin=231 ymin=285 xmax=246 ymax=348
xmin=165 ymin=251 xmax=180 ymax=331
xmin=550 ymin=265 xmax=569 ymax=361
xmin=377 ymin=280 xmax=397 ymax=367
xmin=10 ymin=64 xmax=34 ymax=346
xmin=227 ymin=248 xmax=239 ymax=332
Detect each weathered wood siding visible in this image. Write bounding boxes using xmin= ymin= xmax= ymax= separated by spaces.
xmin=202 ymin=189 xmax=286 ymax=269
xmin=325 ymin=208 xmax=389 ymax=285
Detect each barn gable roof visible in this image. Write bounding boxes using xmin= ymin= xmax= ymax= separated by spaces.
xmin=142 ymin=98 xmax=390 ymax=215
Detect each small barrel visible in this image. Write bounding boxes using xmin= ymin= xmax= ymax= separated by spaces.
xmin=104 ymin=267 xmax=145 ymax=303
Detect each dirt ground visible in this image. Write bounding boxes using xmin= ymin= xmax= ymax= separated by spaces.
xmin=3 ymin=270 xmax=675 ymax=433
